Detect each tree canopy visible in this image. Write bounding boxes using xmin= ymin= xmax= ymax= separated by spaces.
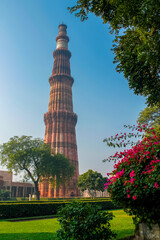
xmin=41 ymin=152 xmax=75 ymax=188
xmin=137 ymin=104 xmax=160 ymax=136
xmin=68 ymin=0 xmax=160 ymax=105
xmin=0 ymin=136 xmax=74 ymax=200
xmin=78 ymin=169 xmax=106 ymax=197
xmin=0 ymin=189 xmax=10 ymax=201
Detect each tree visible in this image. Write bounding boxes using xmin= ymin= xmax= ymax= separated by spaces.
xmin=40 ymin=152 xmax=75 ymax=188
xmin=113 ymin=29 xmax=160 ymax=105
xmin=68 ymin=0 xmax=160 ymax=105
xmin=78 ymin=169 xmax=106 ymax=198
xmin=137 ymin=104 xmax=160 ymax=136
xmin=0 ymin=190 xmax=10 ymax=200
xmin=0 ymin=136 xmax=74 ymax=200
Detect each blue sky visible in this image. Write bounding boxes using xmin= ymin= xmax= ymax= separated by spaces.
xmin=0 ymin=0 xmax=146 ymax=180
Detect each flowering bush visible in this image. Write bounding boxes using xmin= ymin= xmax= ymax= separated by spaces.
xmin=105 ymin=125 xmax=160 ymax=226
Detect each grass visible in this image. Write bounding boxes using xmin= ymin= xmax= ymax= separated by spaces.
xmin=110 ymin=210 xmax=135 ymax=239
xmin=0 ymin=218 xmax=59 ymax=240
xmin=0 ymin=210 xmax=135 ymax=240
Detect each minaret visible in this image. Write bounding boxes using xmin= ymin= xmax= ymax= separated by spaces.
xmin=39 ymin=24 xmax=80 ymax=198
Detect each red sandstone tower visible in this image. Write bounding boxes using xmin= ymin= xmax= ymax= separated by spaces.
xmin=39 ymin=24 xmax=79 ymax=198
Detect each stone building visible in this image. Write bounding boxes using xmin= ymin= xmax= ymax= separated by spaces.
xmin=0 ymin=170 xmax=34 ymax=198
xmin=82 ymin=189 xmax=110 ymax=198
xmin=39 ymin=24 xmax=80 ymax=198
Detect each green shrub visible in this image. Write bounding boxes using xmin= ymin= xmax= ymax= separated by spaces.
xmin=57 ymin=201 xmax=116 ymax=240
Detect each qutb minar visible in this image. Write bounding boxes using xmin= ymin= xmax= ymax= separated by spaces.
xmin=39 ymin=24 xmax=80 ymax=197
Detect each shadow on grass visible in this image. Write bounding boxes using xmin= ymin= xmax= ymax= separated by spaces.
xmin=0 ymin=232 xmax=57 ymax=240
xmin=0 ymin=230 xmax=135 ymax=240
xmin=115 ymin=228 xmax=135 ymax=239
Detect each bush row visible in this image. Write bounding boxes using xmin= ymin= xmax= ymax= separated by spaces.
xmin=0 ymin=197 xmax=111 ymax=204
xmin=0 ymin=200 xmax=121 ymax=219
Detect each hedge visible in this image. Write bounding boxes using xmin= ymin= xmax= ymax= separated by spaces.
xmin=0 ymin=200 xmax=121 ymax=219
xmin=0 ymin=197 xmax=111 ymax=202
xmin=0 ymin=197 xmax=111 ymax=204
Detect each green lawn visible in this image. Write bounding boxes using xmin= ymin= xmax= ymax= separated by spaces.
xmin=110 ymin=210 xmax=135 ymax=239
xmin=0 ymin=210 xmax=135 ymax=240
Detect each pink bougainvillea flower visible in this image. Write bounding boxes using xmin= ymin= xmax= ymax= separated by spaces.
xmin=130 ymin=178 xmax=135 ymax=184
xmin=154 ymin=182 xmax=159 ymax=188
xmin=129 ymin=170 xmax=135 ymax=178
xmin=104 ymin=125 xmax=160 ymax=224
xmin=113 ymin=177 xmax=116 ymax=183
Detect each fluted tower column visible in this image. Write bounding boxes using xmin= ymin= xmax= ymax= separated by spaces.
xmin=39 ymin=24 xmax=79 ymax=198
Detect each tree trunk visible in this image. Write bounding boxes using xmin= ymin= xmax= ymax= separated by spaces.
xmin=88 ymin=189 xmax=94 ymax=198
xmin=34 ymin=181 xmax=40 ymax=200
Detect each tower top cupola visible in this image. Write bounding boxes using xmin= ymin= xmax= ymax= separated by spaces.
xmin=56 ymin=24 xmax=69 ymax=49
